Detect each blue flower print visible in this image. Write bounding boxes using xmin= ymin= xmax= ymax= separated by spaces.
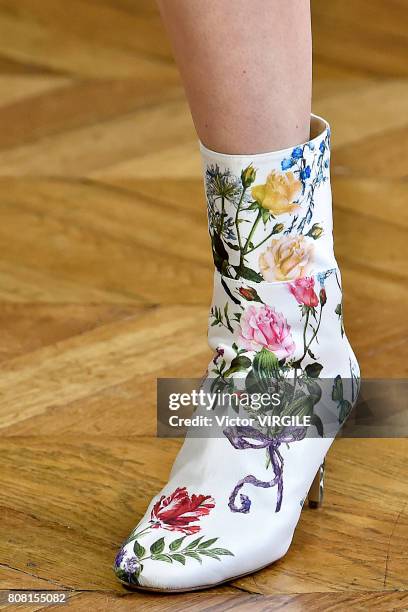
xmin=281 ymin=158 xmax=294 ymax=171
xmin=300 ymin=166 xmax=311 ymax=181
xmin=291 ymin=146 xmax=303 ymax=160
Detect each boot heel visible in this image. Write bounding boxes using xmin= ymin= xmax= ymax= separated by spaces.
xmin=308 ymin=461 xmax=325 ymax=509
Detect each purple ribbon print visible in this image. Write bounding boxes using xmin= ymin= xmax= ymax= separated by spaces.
xmin=223 ymin=425 xmax=306 ymax=513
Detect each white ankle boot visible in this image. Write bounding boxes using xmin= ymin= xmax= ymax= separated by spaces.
xmin=114 ymin=115 xmax=360 ymax=592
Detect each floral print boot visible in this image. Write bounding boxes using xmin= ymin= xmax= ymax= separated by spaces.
xmin=114 ymin=115 xmax=360 ymax=591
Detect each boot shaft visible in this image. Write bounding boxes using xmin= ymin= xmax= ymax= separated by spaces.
xmin=201 ymin=114 xmax=337 ymax=282
xmin=200 ymin=115 xmax=359 ymax=401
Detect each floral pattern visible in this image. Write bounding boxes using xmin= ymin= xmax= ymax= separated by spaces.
xmin=114 ymin=488 xmax=233 ymax=585
xmin=204 ymin=128 xmax=331 ymax=284
xmin=252 ymin=171 xmax=301 ymax=215
xmin=289 ymin=277 xmax=319 ymax=307
xmin=208 ymin=258 xmax=359 ymax=513
xmin=209 ymin=272 xmax=330 ymax=512
xmin=238 ymin=304 xmax=295 ymax=358
xmin=259 ymin=234 xmax=314 ymax=281
xmin=150 ymin=487 xmax=214 ymax=534
xmin=204 ymin=125 xmax=358 ymax=514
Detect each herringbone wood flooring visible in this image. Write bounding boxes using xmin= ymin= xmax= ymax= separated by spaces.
xmin=0 ymin=1 xmax=407 ymax=610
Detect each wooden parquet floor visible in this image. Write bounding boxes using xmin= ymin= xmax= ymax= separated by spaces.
xmin=0 ymin=1 xmax=407 ymax=610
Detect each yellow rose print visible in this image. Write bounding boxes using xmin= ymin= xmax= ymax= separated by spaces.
xmin=252 ymin=171 xmax=302 ymax=216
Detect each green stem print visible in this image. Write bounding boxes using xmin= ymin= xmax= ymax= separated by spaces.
xmin=298 ymin=303 xmax=323 ymax=365
xmin=245 ymin=222 xmax=284 ymax=255
xmin=219 ymin=195 xmax=225 ymax=234
xmin=237 ymin=209 xmax=262 ymax=277
xmin=114 ymin=487 xmax=234 ymax=586
xmin=210 ymin=302 xmax=240 ymax=334
xmin=136 ymin=534 xmax=233 ymax=566
xmin=301 ymin=308 xmax=310 ymax=363
xmin=234 ymin=185 xmax=247 ymax=254
xmin=124 ymin=525 xmax=151 ymax=546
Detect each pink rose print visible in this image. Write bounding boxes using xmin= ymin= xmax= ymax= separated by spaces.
xmin=238 ymin=304 xmax=295 ymax=359
xmin=150 ymin=487 xmax=215 ymax=535
xmin=289 ymin=277 xmax=319 ymax=308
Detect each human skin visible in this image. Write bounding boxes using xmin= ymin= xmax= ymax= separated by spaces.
xmin=156 ymin=0 xmax=312 ymax=154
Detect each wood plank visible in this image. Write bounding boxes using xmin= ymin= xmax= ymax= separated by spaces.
xmin=333 ymin=126 xmax=408 ymax=179
xmin=91 ymin=141 xmax=203 ymax=181
xmin=0 ymin=77 xmax=181 ymax=151
xmin=0 ymin=261 xmax=137 ymax=304
xmin=334 ymin=203 xmax=408 ymax=283
xmin=0 ymin=303 xmax=210 ymax=436
xmin=0 ymin=178 xmax=211 ymax=304
xmin=313 ymin=0 xmax=408 ymax=77
xmin=0 ymin=54 xmax=66 ymax=75
xmin=0 ymin=9 xmax=167 ymax=78
xmin=333 ymin=177 xmax=408 ymax=226
xmin=0 ymin=303 xmax=143 ymax=363
xmin=0 ymin=0 xmax=173 ymax=62
xmin=314 ymin=81 xmax=408 ymax=149
xmin=0 ymin=98 xmax=194 ymax=176
xmin=0 ymin=305 xmax=208 ymax=430
xmin=0 ymin=76 xmax=71 ymax=107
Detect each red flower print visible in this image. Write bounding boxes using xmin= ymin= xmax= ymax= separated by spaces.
xmin=239 ymin=287 xmax=256 ymax=301
xmin=150 ymin=487 xmax=215 ymax=534
xmin=319 ymin=288 xmax=327 ymax=306
xmin=238 ymin=286 xmax=262 ymax=303
xmin=289 ymin=277 xmax=318 ymax=308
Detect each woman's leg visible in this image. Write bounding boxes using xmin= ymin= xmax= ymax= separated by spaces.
xmin=157 ymin=0 xmax=312 ymax=153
